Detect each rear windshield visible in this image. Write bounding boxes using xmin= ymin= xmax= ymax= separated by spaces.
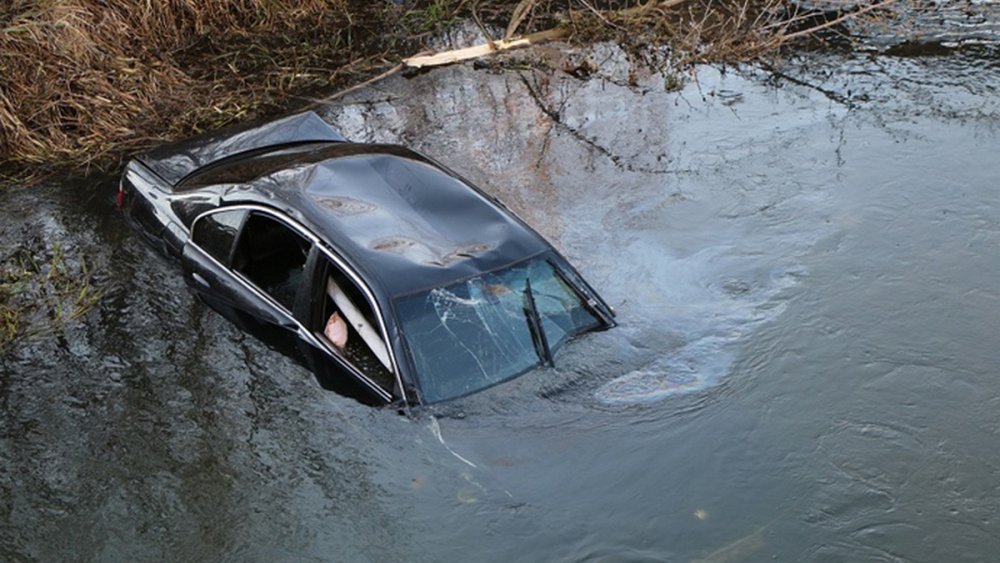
xmin=177 ymin=142 xmax=340 ymax=189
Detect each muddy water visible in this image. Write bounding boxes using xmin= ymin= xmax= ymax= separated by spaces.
xmin=3 ymin=44 xmax=1000 ymax=561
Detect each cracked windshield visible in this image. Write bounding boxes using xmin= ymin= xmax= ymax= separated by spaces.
xmin=4 ymin=1 xmax=1000 ymax=561
xmin=396 ymin=257 xmax=602 ymax=402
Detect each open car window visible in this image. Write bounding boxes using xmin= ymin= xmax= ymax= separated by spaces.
xmin=315 ymin=255 xmax=396 ymax=395
xmin=232 ymin=212 xmax=311 ymax=311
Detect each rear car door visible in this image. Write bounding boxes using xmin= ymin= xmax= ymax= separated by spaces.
xmin=181 ymin=207 xmax=310 ymax=359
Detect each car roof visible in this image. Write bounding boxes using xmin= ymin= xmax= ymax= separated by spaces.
xmin=243 ymin=143 xmax=552 ymax=297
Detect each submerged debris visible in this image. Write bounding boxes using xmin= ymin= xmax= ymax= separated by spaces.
xmin=691 ymin=527 xmax=766 ymax=563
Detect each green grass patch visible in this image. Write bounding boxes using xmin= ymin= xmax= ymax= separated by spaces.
xmin=0 ymin=241 xmax=101 ymax=351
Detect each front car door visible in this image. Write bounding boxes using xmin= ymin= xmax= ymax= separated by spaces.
xmin=296 ymin=247 xmax=402 ymax=406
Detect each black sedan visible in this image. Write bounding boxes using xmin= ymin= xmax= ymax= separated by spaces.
xmin=119 ymin=111 xmax=616 ymax=406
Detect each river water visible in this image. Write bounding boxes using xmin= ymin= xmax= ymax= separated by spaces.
xmin=3 ymin=35 xmax=1000 ymax=563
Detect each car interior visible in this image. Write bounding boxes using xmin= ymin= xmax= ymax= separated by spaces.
xmin=233 ymin=213 xmax=310 ymax=310
xmin=318 ymin=258 xmax=396 ymax=394
xmin=222 ymin=210 xmax=396 ymax=395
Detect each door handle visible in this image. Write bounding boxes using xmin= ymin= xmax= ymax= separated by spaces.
xmin=191 ymin=272 xmax=210 ymax=289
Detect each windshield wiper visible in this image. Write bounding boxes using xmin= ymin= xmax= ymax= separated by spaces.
xmin=522 ymin=277 xmax=553 ymax=366
xmin=549 ymin=260 xmax=615 ymax=327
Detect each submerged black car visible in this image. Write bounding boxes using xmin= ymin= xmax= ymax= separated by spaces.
xmin=120 ymin=111 xmax=616 ymax=406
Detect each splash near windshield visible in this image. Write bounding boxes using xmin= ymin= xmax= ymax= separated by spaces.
xmin=395 ymin=257 xmax=603 ymax=403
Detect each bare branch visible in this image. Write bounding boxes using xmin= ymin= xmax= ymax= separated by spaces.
xmin=505 ymin=0 xmax=539 ymax=40
xmin=775 ymin=0 xmax=897 ymax=45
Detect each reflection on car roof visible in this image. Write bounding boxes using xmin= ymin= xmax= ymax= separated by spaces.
xmin=257 ymin=144 xmax=549 ymax=297
xmin=138 ymin=111 xmax=346 ymax=187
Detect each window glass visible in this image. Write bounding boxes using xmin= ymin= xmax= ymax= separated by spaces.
xmin=178 ymin=142 xmax=336 ymax=189
xmin=191 ymin=209 xmax=246 ymax=265
xmin=524 ymin=259 xmax=601 ymax=350
xmin=233 ymin=213 xmax=311 ymax=310
xmin=318 ymin=257 xmax=395 ymax=394
xmin=395 ymin=257 xmax=601 ymax=403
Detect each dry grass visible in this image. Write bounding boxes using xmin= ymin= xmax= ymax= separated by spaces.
xmin=561 ymin=0 xmax=900 ymax=67
xmin=0 ymin=0 xmax=406 ymax=169
xmin=0 ymin=0 xmax=902 ymax=172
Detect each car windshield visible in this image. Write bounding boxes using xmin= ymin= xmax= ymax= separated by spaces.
xmin=394 ymin=257 xmax=603 ymax=403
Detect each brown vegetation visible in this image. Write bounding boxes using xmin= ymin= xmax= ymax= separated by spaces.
xmin=563 ymin=0 xmax=898 ymax=64
xmin=0 ymin=0 xmax=412 ymax=169
xmin=0 ymin=0 xmax=900 ymax=172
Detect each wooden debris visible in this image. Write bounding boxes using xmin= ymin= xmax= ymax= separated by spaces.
xmin=691 ymin=527 xmax=766 ymax=563
xmin=404 ymin=0 xmax=697 ymax=70
xmin=403 ymin=28 xmax=568 ymax=69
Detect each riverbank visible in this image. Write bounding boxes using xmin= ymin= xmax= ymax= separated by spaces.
xmin=1 ymin=0 xmax=899 ymax=174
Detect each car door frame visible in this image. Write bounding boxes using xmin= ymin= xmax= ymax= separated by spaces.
xmin=298 ymin=244 xmax=409 ymax=406
xmin=183 ymin=203 xmax=407 ymax=405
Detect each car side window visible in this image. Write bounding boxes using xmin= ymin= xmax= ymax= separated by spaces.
xmin=318 ymin=255 xmax=395 ymax=394
xmin=233 ymin=212 xmax=312 ymax=311
xmin=191 ymin=209 xmax=247 ymax=266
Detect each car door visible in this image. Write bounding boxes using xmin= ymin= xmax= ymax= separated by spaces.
xmin=181 ymin=207 xmax=308 ymax=360
xmin=295 ymin=248 xmax=401 ymax=406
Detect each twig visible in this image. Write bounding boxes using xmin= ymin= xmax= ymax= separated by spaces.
xmin=775 ymin=0 xmax=897 ymax=44
xmin=505 ymin=0 xmax=538 ymax=40
xmin=407 ymin=0 xmax=697 ymax=70
xmin=644 ymin=0 xmax=694 ymax=15
xmin=309 ymin=63 xmax=405 ymax=105
xmin=404 ymin=28 xmax=568 ymax=68
xmin=470 ymin=1 xmax=496 ymax=49
xmin=577 ymin=0 xmax=625 ymax=31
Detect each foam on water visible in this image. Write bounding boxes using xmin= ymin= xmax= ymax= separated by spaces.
xmin=594 ymin=240 xmax=803 ymax=404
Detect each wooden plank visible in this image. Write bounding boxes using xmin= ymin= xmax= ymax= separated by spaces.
xmin=403 ymin=28 xmax=568 ymax=69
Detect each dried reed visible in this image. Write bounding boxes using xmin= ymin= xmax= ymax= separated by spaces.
xmin=0 ymin=0 xmax=901 ymax=172
xmin=1 ymin=0 xmax=401 ymax=169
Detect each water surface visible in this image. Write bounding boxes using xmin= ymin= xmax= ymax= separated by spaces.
xmin=2 ymin=42 xmax=1000 ymax=561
